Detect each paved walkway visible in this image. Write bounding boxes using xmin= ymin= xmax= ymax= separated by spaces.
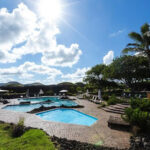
xmin=0 ymin=99 xmax=130 ymax=149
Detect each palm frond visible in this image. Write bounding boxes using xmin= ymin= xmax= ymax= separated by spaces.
xmin=128 ymin=32 xmax=143 ymax=43
xmin=122 ymin=47 xmax=145 ymax=54
xmin=141 ymin=23 xmax=149 ymax=35
xmin=122 ymin=48 xmax=134 ymax=53
xmin=127 ymin=43 xmax=141 ymax=47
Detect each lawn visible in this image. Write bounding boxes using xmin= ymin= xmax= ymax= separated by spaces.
xmin=0 ymin=123 xmax=56 ymax=150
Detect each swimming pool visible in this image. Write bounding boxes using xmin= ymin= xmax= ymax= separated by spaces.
xmin=3 ymin=97 xmax=77 ymax=112
xmin=36 ymin=108 xmax=98 ymax=126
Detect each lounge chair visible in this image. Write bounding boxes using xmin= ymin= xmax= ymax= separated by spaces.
xmin=94 ymin=97 xmax=102 ymax=104
xmin=95 ymin=100 xmax=102 ymax=104
xmin=92 ymin=96 xmax=102 ymax=104
xmin=90 ymin=96 xmax=95 ymax=102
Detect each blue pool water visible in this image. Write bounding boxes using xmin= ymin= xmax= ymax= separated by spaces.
xmin=3 ymin=97 xmax=77 ymax=112
xmin=20 ymin=97 xmax=65 ymax=103
xmin=4 ymin=104 xmax=42 ymax=112
xmin=36 ymin=109 xmax=98 ymax=126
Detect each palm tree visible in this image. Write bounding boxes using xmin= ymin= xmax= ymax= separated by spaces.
xmin=122 ymin=23 xmax=150 ymax=68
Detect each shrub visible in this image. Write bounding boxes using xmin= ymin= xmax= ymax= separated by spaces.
xmin=124 ymin=98 xmax=150 ymax=133
xmin=130 ymin=98 xmax=150 ymax=111
xmin=102 ymin=94 xmax=109 ymax=101
xmin=125 ymin=108 xmax=150 ymax=132
xmin=107 ymin=95 xmax=123 ymax=105
xmin=11 ymin=118 xmax=25 ymax=137
xmin=101 ymin=102 xmax=107 ymax=107
xmin=45 ymin=90 xmax=54 ymax=96
xmin=98 ymin=102 xmax=107 ymax=108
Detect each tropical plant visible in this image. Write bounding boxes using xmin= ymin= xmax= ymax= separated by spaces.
xmin=122 ymin=23 xmax=150 ymax=68
xmin=124 ymin=98 xmax=150 ymax=133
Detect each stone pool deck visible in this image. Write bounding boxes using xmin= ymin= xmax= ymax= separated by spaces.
xmin=0 ymin=99 xmax=130 ymax=149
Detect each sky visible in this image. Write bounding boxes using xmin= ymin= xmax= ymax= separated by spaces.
xmin=0 ymin=0 xmax=150 ymax=84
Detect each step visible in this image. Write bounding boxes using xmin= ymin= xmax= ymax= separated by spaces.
xmin=106 ymin=106 xmax=125 ymax=112
xmin=111 ymin=105 xmax=127 ymax=110
xmin=102 ymin=108 xmax=125 ymax=114
xmin=116 ymin=104 xmax=130 ymax=108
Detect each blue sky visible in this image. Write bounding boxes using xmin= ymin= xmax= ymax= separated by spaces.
xmin=0 ymin=0 xmax=149 ymax=84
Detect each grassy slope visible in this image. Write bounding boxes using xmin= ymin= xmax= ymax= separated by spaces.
xmin=0 ymin=123 xmax=56 ymax=150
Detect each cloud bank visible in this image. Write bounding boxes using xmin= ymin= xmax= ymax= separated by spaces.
xmin=0 ymin=2 xmax=85 ymax=84
xmin=0 ymin=3 xmax=82 ymax=67
xmin=61 ymin=67 xmax=90 ymax=83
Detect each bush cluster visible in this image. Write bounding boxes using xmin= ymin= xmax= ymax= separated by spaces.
xmin=102 ymin=94 xmax=109 ymax=101
xmin=124 ymin=98 xmax=150 ymax=133
xmin=11 ymin=118 xmax=25 ymax=137
xmin=107 ymin=95 xmax=125 ymax=105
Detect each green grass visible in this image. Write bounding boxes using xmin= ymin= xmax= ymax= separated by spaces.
xmin=0 ymin=123 xmax=56 ymax=150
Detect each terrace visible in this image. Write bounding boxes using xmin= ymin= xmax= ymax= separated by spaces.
xmin=0 ymin=98 xmax=130 ymax=149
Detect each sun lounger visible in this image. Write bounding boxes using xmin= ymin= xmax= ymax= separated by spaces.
xmin=95 ymin=99 xmax=102 ymax=104
xmin=92 ymin=96 xmax=102 ymax=104
xmin=90 ymin=96 xmax=95 ymax=102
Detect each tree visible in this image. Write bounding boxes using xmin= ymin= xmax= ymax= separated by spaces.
xmin=122 ymin=23 xmax=150 ymax=68
xmin=84 ymin=64 xmax=116 ymax=90
xmin=103 ymin=55 xmax=150 ymax=91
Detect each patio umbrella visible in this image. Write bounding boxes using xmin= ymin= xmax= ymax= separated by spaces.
xmin=39 ymin=89 xmax=44 ymax=95
xmin=86 ymin=89 xmax=89 ymax=96
xmin=98 ymin=89 xmax=101 ymax=100
xmin=59 ymin=90 xmax=68 ymax=96
xmin=59 ymin=90 xmax=68 ymax=93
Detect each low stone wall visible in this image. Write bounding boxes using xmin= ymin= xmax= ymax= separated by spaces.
xmin=0 ymin=99 xmax=9 ymax=104
xmin=129 ymin=135 xmax=150 ymax=150
xmin=20 ymin=101 xmax=31 ymax=105
xmin=51 ymin=136 xmax=128 ymax=150
xmin=28 ymin=105 xmax=84 ymax=113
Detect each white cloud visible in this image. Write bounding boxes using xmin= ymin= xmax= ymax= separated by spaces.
xmin=0 ymin=61 xmax=90 ymax=84
xmin=0 ymin=2 xmax=84 ymax=84
xmin=103 ymin=50 xmax=114 ymax=65
xmin=61 ymin=67 xmax=90 ymax=83
xmin=0 ymin=62 xmax=62 ymax=83
xmin=0 ymin=76 xmax=14 ymax=83
xmin=109 ymin=29 xmax=124 ymax=37
xmin=0 ymin=3 xmax=82 ymax=67
xmin=41 ymin=44 xmax=82 ymax=67
xmin=0 ymin=3 xmax=36 ymax=51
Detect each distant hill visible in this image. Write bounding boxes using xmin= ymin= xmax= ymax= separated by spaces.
xmin=24 ymin=82 xmax=44 ymax=86
xmin=0 ymin=81 xmax=86 ymax=99
xmin=75 ymin=82 xmax=85 ymax=87
xmin=0 ymin=83 xmax=5 ymax=87
xmin=2 ymin=81 xmax=23 ymax=87
xmin=58 ymin=82 xmax=75 ymax=86
xmin=0 ymin=81 xmax=85 ymax=88
xmin=0 ymin=81 xmax=85 ymax=95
